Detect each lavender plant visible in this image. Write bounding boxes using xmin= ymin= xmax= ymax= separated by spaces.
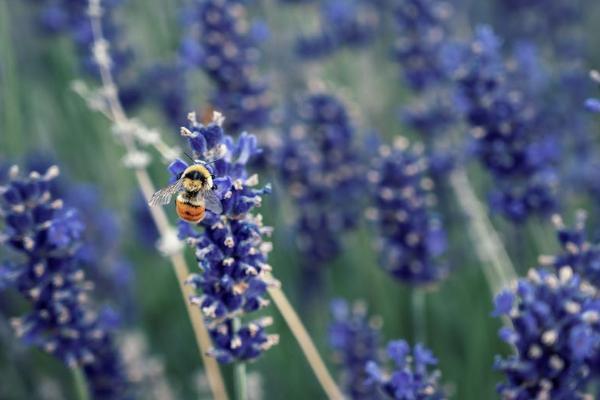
xmin=329 ymin=299 xmax=382 ymax=399
xmin=278 ymin=93 xmax=365 ymax=270
xmin=367 ymin=138 xmax=448 ymax=285
xmin=0 ymin=165 xmax=130 ymax=399
xmin=493 ymin=266 xmax=600 ymax=398
xmin=173 ymin=111 xmax=278 ymax=363
xmin=366 ymin=340 xmax=445 ymax=399
xmin=452 ymin=26 xmax=559 ymax=223
xmin=392 ymin=0 xmax=459 ymax=178
xmin=491 ymin=211 xmax=600 ymax=397
xmin=181 ymin=0 xmax=272 ymax=132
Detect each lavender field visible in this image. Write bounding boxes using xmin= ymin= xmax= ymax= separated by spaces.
xmin=1 ymin=0 xmax=600 ymax=399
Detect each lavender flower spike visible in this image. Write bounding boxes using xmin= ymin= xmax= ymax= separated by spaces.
xmin=175 ymin=111 xmax=278 ymax=363
xmin=585 ymin=70 xmax=600 ymax=114
xmin=367 ymin=137 xmax=448 ymax=286
xmin=366 ymin=339 xmax=445 ymax=399
xmin=494 ymin=266 xmax=600 ymax=399
xmin=329 ymin=299 xmax=382 ymax=399
xmin=0 ymin=165 xmax=130 ymax=399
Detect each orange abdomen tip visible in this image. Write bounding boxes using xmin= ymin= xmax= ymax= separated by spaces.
xmin=176 ymin=201 xmax=206 ymax=223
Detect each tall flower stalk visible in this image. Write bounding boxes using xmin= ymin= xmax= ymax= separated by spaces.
xmin=83 ymin=0 xmax=228 ymax=398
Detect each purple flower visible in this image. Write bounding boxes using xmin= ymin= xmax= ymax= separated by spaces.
xmin=329 ymin=299 xmax=382 ymax=399
xmin=453 ymin=26 xmax=559 ymax=223
xmin=175 ymin=111 xmax=278 ymax=363
xmin=368 ymin=139 xmax=448 ymax=286
xmin=494 ymin=266 xmax=600 ymax=398
xmin=366 ymin=340 xmax=445 ymax=399
xmin=277 ymin=94 xmax=366 ymax=269
xmin=181 ymin=0 xmax=272 ymax=132
xmin=0 ymin=165 xmax=131 ymax=399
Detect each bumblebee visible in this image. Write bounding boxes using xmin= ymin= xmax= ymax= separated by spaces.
xmin=149 ymin=163 xmax=223 ymax=223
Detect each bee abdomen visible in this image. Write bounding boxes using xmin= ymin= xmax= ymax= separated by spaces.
xmin=176 ymin=199 xmax=206 ymax=223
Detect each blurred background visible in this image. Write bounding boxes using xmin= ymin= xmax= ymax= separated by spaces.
xmin=1 ymin=0 xmax=600 ymax=399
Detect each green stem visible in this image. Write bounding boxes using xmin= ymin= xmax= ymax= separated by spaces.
xmin=232 ymin=318 xmax=247 ymax=400
xmin=411 ymin=289 xmax=426 ymax=343
xmin=72 ymin=367 xmax=90 ymax=400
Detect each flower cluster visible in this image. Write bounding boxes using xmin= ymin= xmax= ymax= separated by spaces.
xmin=21 ymin=155 xmax=136 ymax=320
xmin=278 ymin=94 xmax=365 ymax=269
xmin=0 ymin=165 xmax=130 ymax=399
xmin=454 ymin=26 xmax=559 ymax=223
xmin=493 ymin=267 xmax=600 ymax=398
xmin=392 ymin=0 xmax=458 ymax=178
xmin=329 ymin=299 xmax=382 ymax=399
xmin=181 ymin=0 xmax=272 ymax=132
xmin=393 ymin=0 xmax=454 ymax=91
xmin=366 ymin=340 xmax=445 ymax=399
xmin=28 ymin=0 xmax=141 ymax=109
xmin=174 ymin=111 xmax=278 ymax=363
xmin=295 ymin=0 xmax=379 ymax=60
xmin=367 ymin=138 xmax=448 ymax=286
xmin=541 ymin=213 xmax=600 ymax=288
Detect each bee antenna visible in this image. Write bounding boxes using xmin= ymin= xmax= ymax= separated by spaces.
xmin=204 ymin=156 xmax=224 ymax=165
xmin=183 ymin=152 xmax=195 ymax=162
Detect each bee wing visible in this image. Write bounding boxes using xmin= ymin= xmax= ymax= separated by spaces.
xmin=202 ymin=189 xmax=223 ymax=214
xmin=148 ymin=179 xmax=183 ymax=206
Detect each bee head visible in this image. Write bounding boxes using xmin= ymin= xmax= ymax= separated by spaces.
xmin=182 ymin=166 xmax=212 ymax=192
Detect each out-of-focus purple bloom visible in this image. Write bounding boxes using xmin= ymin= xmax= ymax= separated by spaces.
xmin=329 ymin=299 xmax=382 ymax=399
xmin=393 ymin=0 xmax=454 ymax=91
xmin=367 ymin=139 xmax=448 ymax=286
xmin=391 ymin=0 xmax=459 ymax=179
xmin=278 ymin=94 xmax=365 ymax=269
xmin=173 ymin=111 xmax=278 ymax=363
xmin=0 ymin=165 xmax=131 ymax=399
xmin=494 ymin=266 xmax=600 ymax=399
xmin=366 ymin=340 xmax=445 ymax=399
xmin=295 ymin=0 xmax=379 ymax=60
xmin=181 ymin=0 xmax=272 ymax=133
xmin=452 ymin=26 xmax=559 ymax=223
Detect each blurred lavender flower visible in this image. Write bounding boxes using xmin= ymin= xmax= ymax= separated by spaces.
xmin=391 ymin=0 xmax=459 ymax=178
xmin=453 ymin=26 xmax=559 ymax=223
xmin=393 ymin=0 xmax=454 ymax=91
xmin=493 ymin=266 xmax=600 ymax=398
xmin=366 ymin=340 xmax=445 ymax=399
xmin=295 ymin=0 xmax=379 ymax=60
xmin=278 ymin=94 xmax=365 ymax=269
xmin=0 ymin=165 xmax=130 ymax=399
xmin=329 ymin=299 xmax=382 ymax=400
xmin=173 ymin=111 xmax=278 ymax=363
xmin=367 ymin=138 xmax=448 ymax=286
xmin=181 ymin=0 xmax=272 ymax=133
